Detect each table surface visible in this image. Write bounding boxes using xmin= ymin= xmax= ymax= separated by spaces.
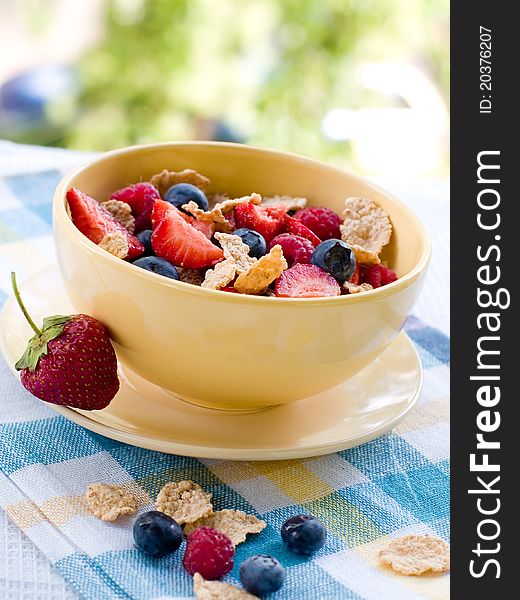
xmin=0 ymin=140 xmax=449 ymax=600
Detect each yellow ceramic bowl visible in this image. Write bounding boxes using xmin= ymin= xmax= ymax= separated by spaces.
xmin=53 ymin=142 xmax=430 ymax=410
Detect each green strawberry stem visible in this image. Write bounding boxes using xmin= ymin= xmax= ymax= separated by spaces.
xmin=12 ymin=272 xmax=72 ymax=372
xmin=11 ymin=272 xmax=42 ymax=337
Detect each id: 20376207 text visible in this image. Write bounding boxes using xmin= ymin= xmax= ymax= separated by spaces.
xmin=479 ymin=26 xmax=493 ymax=114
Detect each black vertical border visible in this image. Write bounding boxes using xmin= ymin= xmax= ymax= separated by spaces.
xmin=451 ymin=2 xmax=513 ymax=597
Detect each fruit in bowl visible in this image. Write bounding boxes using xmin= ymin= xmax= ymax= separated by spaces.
xmin=53 ymin=142 xmax=430 ymax=410
xmin=66 ymin=171 xmax=397 ymax=297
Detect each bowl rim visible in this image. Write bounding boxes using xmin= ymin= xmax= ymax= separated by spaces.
xmin=53 ymin=141 xmax=431 ymax=305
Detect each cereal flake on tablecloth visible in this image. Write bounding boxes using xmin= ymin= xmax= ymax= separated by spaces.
xmin=193 ymin=573 xmax=258 ymax=600
xmin=86 ymin=483 xmax=137 ymax=522
xmin=155 ymin=480 xmax=213 ymax=525
xmin=183 ymin=509 xmax=266 ymax=546
xmin=379 ymin=535 xmax=450 ymax=576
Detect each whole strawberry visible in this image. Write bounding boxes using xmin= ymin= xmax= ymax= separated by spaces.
xmin=12 ymin=273 xmax=119 ymax=410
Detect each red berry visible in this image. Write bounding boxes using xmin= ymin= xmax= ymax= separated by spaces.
xmin=17 ymin=314 xmax=119 ymax=410
xmin=349 ymin=264 xmax=361 ymax=285
xmin=151 ymin=199 xmax=172 ymax=227
xmin=262 ymin=205 xmax=289 ymax=219
xmin=152 ymin=200 xmax=215 ymax=239
xmin=361 ymin=264 xmax=398 ymax=288
xmin=225 ymin=211 xmax=236 ymax=230
xmin=269 ymin=234 xmax=314 ymax=266
xmin=234 ymin=204 xmax=285 ymax=243
xmin=283 ymin=215 xmax=321 ymax=247
xmin=67 ymin=188 xmax=144 ymax=259
xmin=275 ymin=263 xmax=341 ymax=298
xmin=221 ymin=285 xmax=240 ymax=293
xmin=111 ymin=182 xmax=161 ymax=232
xmin=293 ymin=207 xmax=341 ymax=240
xmin=151 ymin=205 xmax=223 ymax=269
xmin=180 ymin=212 xmax=215 ymax=240
xmin=183 ymin=527 xmax=234 ymax=580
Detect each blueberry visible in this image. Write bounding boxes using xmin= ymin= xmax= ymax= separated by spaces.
xmin=239 ymin=554 xmax=285 ymax=596
xmin=311 ymin=239 xmax=356 ymax=283
xmin=136 ymin=229 xmax=153 ymax=255
xmin=164 ymin=183 xmax=208 ymax=212
xmin=133 ymin=256 xmax=179 ymax=280
xmin=281 ymin=514 xmax=327 ymax=555
xmin=232 ymin=228 xmax=267 ymax=259
xmin=133 ymin=510 xmax=183 ymax=557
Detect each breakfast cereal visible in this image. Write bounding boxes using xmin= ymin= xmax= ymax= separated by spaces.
xmin=86 ymin=483 xmax=137 ymax=522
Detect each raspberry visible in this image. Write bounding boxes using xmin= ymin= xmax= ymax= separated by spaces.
xmin=362 ymin=264 xmax=398 ymax=288
xmin=293 ymin=207 xmax=341 ymax=240
xmin=111 ymin=182 xmax=161 ymax=232
xmin=268 ymin=234 xmax=314 ymax=266
xmin=182 ymin=527 xmax=234 ymax=580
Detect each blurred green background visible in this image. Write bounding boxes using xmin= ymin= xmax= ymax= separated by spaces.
xmin=0 ymin=0 xmax=449 ymax=179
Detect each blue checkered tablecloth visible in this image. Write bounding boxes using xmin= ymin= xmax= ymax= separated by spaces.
xmin=0 ymin=141 xmax=450 ymax=600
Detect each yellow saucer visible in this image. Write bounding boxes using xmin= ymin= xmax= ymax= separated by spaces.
xmin=0 ymin=268 xmax=422 ymax=460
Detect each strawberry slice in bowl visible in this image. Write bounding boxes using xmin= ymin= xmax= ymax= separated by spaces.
xmin=275 ymin=263 xmax=341 ymax=298
xmin=151 ymin=198 xmax=172 ymax=227
xmin=67 ymin=187 xmax=144 ymax=259
xmin=151 ymin=199 xmax=215 ymax=239
xmin=151 ymin=205 xmax=224 ymax=269
xmin=233 ymin=203 xmax=285 ymax=243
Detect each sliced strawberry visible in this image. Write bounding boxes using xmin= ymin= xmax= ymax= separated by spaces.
xmin=151 ymin=199 xmax=214 ymax=239
xmin=275 ymin=263 xmax=341 ymax=298
xmin=151 ymin=199 xmax=173 ymax=227
xmin=221 ymin=285 xmax=240 ymax=293
xmin=233 ymin=203 xmax=285 ymax=243
xmin=151 ymin=206 xmax=223 ymax=269
xmin=361 ymin=264 xmax=398 ymax=288
xmin=110 ymin=182 xmax=160 ymax=232
xmin=180 ymin=212 xmax=215 ymax=239
xmin=263 ymin=205 xmax=288 ymax=220
xmin=283 ymin=215 xmax=321 ymax=247
xmin=67 ymin=187 xmax=144 ymax=259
